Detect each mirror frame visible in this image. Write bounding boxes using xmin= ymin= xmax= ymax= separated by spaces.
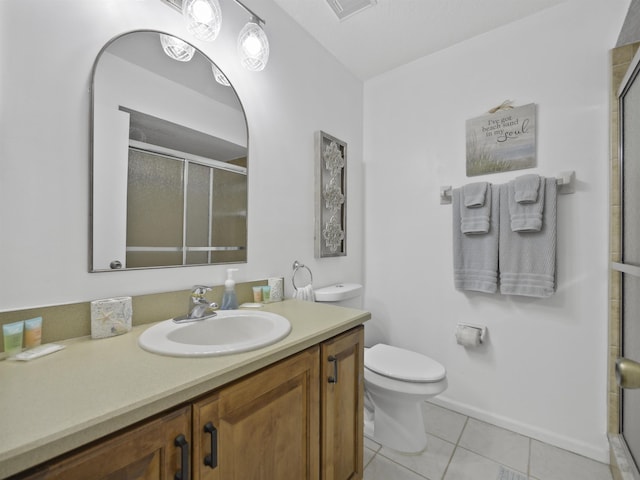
xmin=89 ymin=30 xmax=249 ymax=272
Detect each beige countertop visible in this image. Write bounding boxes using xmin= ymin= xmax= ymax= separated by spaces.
xmin=0 ymin=300 xmax=370 ymax=479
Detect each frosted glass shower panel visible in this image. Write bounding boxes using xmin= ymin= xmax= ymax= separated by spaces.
xmin=211 ymin=167 xmax=247 ymax=264
xmin=124 ymin=148 xmax=246 ymax=268
xmin=126 ymin=149 xmax=184 ymax=268
xmin=186 ymin=162 xmax=212 ymax=265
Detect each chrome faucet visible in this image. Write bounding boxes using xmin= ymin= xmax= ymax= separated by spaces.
xmin=173 ymin=285 xmax=219 ymax=323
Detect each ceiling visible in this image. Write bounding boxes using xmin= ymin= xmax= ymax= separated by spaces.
xmin=272 ymin=0 xmax=567 ymax=80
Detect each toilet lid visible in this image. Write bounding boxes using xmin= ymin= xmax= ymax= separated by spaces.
xmin=365 ymin=344 xmax=446 ymax=383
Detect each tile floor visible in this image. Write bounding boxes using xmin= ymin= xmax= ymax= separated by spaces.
xmin=363 ymin=402 xmax=613 ymax=480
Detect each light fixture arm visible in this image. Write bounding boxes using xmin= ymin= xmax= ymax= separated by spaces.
xmin=160 ymin=0 xmax=265 ymax=26
xmin=231 ymin=0 xmax=265 ymax=26
xmin=159 ymin=0 xmax=269 ymax=71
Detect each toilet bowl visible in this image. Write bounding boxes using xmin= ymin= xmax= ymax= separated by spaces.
xmin=313 ymin=283 xmax=448 ymax=454
xmin=364 ymin=343 xmax=447 ymax=453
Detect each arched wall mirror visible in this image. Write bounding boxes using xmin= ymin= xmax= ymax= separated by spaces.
xmin=90 ymin=30 xmax=248 ymax=272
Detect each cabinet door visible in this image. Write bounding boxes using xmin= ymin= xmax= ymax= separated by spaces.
xmin=192 ymin=391 xmax=220 ymax=480
xmin=193 ymin=346 xmax=320 ymax=480
xmin=18 ymin=406 xmax=191 ymax=480
xmin=321 ymin=326 xmax=364 ymax=480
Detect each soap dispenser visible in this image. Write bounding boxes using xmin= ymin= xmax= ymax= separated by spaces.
xmin=221 ymin=268 xmax=239 ymax=310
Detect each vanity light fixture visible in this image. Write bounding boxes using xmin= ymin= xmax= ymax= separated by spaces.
xmin=182 ymin=0 xmax=222 ymax=41
xmin=237 ymin=16 xmax=269 ymax=71
xmin=160 ymin=33 xmax=196 ymax=61
xmin=160 ymin=0 xmax=270 ymax=71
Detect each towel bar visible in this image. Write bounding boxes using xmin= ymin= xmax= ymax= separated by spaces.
xmin=440 ymin=170 xmax=575 ymax=204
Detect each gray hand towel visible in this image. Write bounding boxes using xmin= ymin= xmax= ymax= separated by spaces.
xmin=461 ymin=182 xmax=491 ymax=234
xmin=499 ymin=177 xmax=557 ymax=298
xmin=508 ymin=176 xmax=544 ymax=232
xmin=514 ymin=174 xmax=541 ymax=204
xmin=463 ymin=182 xmax=488 ymax=207
xmin=452 ymin=185 xmax=499 ymax=293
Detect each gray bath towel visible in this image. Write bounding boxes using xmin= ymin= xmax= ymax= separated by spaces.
xmin=514 ymin=174 xmax=541 ymax=204
xmin=452 ymin=185 xmax=499 ymax=293
xmin=508 ymin=175 xmax=544 ymax=232
xmin=499 ymin=177 xmax=557 ymax=298
xmin=460 ymin=182 xmax=491 ymax=234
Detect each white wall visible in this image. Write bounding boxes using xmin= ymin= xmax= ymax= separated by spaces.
xmin=363 ymin=0 xmax=628 ymax=462
xmin=0 ymin=0 xmax=364 ymax=310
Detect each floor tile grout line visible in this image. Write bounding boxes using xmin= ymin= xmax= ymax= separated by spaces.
xmin=527 ymin=436 xmax=532 ymax=478
xmin=440 ymin=415 xmax=470 ymax=479
xmin=448 ymin=414 xmax=532 ymax=476
xmin=440 ymin=443 xmax=457 ymax=480
xmin=364 ymin=436 xmax=454 ymax=479
xmin=372 ymin=448 xmax=433 ymax=479
xmin=453 ymin=445 xmax=530 ymax=478
xmin=363 ymin=439 xmax=383 ymax=473
xmin=363 ymin=448 xmax=376 ymax=470
xmin=462 ymin=415 xmax=535 ymax=444
xmin=455 ymin=414 xmax=470 ymax=446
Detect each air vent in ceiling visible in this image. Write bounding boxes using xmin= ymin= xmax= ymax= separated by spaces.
xmin=326 ymin=0 xmax=376 ymax=20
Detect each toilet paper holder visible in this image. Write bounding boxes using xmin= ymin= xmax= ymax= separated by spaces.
xmin=455 ymin=323 xmax=487 ymax=345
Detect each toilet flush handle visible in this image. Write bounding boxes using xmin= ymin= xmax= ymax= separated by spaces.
xmin=328 ymin=355 xmax=338 ymax=384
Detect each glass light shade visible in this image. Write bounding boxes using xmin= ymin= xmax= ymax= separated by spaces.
xmin=160 ymin=34 xmax=195 ymax=62
xmin=182 ymin=0 xmax=222 ymax=42
xmin=237 ymin=20 xmax=269 ymax=72
xmin=212 ymin=65 xmax=231 ymax=86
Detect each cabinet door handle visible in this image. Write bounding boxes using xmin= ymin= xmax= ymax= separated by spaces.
xmin=328 ymin=355 xmax=338 ymax=384
xmin=204 ymin=421 xmax=218 ymax=469
xmin=174 ymin=434 xmax=189 ymax=480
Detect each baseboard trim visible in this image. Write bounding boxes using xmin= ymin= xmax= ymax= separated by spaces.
xmin=431 ymin=396 xmax=610 ymax=464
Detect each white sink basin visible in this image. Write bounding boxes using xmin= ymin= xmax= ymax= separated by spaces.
xmin=138 ymin=310 xmax=292 ymax=357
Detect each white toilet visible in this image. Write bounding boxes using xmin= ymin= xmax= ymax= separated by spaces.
xmin=315 ymin=283 xmax=448 ymax=453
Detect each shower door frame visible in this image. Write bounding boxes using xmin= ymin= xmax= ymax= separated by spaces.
xmin=612 ymin=43 xmax=640 ymax=480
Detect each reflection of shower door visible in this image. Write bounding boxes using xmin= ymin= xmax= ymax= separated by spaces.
xmin=616 ymin=50 xmax=640 ymax=474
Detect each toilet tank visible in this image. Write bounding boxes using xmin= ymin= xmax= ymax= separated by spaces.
xmin=315 ymin=283 xmax=363 ymax=309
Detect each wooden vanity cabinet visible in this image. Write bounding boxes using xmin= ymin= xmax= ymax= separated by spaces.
xmin=321 ymin=326 xmax=364 ymax=480
xmin=192 ymin=345 xmax=321 ymax=480
xmin=13 ymin=326 xmax=364 ymax=480
xmin=191 ymin=326 xmax=364 ymax=480
xmin=17 ymin=405 xmax=191 ymax=480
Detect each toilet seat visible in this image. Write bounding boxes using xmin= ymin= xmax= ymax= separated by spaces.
xmin=364 ymin=368 xmax=448 ymax=396
xmin=365 ymin=344 xmax=446 ymax=383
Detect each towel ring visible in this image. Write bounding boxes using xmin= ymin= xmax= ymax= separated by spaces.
xmin=292 ymin=261 xmax=313 ymax=291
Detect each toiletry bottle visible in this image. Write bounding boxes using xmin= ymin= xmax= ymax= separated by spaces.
xmin=24 ymin=317 xmax=43 ymax=348
xmin=3 ymin=321 xmax=24 ymax=357
xmin=221 ymin=268 xmax=239 ymax=310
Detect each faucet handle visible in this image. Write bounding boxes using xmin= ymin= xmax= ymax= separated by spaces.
xmin=191 ymin=285 xmax=212 ymax=297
